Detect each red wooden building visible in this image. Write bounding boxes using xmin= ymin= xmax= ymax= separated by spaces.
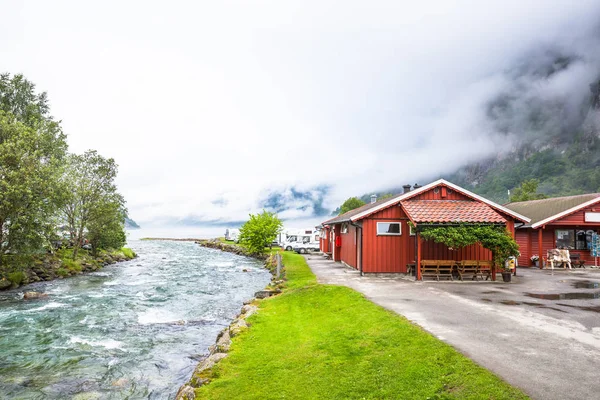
xmin=504 ymin=194 xmax=600 ymax=267
xmin=320 ymin=179 xmax=529 ymax=280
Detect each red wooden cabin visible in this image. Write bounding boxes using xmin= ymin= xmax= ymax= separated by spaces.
xmin=505 ymin=194 xmax=600 ymax=267
xmin=321 ymin=179 xmax=529 ymax=280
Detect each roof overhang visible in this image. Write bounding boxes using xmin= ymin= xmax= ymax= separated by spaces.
xmin=348 ymin=179 xmax=531 ymax=223
xmin=530 ymin=196 xmax=600 ymax=229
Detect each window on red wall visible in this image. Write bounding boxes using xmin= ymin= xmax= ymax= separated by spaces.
xmin=341 ymin=223 xmax=348 ymax=234
xmin=377 ymin=222 xmax=401 ymax=235
xmin=556 ymin=229 xmax=597 ymax=250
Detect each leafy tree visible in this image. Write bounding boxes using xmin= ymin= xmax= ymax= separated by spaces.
xmin=239 ymin=210 xmax=283 ymax=255
xmin=0 ymin=112 xmax=67 ymax=262
xmin=0 ymin=74 xmax=67 ymax=263
xmin=61 ymin=150 xmax=126 ymax=259
xmin=338 ymin=197 xmax=366 ymax=215
xmin=510 ymin=179 xmax=547 ymax=202
xmin=87 ymin=198 xmax=127 ymax=256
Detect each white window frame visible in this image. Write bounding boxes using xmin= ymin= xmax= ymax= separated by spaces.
xmin=376 ymin=221 xmax=401 ymax=236
xmin=409 ymin=224 xmax=415 ymax=236
xmin=341 ymin=223 xmax=349 ymax=234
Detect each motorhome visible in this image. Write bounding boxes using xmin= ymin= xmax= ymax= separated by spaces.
xmin=224 ymin=228 xmax=240 ymax=242
xmin=280 ymin=229 xmax=320 ymax=251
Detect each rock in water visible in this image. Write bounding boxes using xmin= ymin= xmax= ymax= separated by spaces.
xmin=0 ymin=279 xmax=11 ymax=290
xmin=23 ymin=291 xmax=48 ymax=300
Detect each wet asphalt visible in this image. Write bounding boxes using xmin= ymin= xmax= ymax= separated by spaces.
xmin=304 ymin=254 xmax=600 ymax=400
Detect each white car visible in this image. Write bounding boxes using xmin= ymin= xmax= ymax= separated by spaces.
xmin=293 ymin=242 xmax=320 ymax=254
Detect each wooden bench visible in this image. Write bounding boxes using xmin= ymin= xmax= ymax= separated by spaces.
xmin=420 ymin=260 xmax=440 ymax=280
xmin=420 ymin=260 xmax=456 ymax=281
xmin=477 ymin=261 xmax=493 ymax=281
xmin=457 ymin=260 xmax=479 ymax=281
xmin=570 ymin=253 xmax=585 ymax=268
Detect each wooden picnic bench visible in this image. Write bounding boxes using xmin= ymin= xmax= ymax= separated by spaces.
xmin=420 ymin=260 xmax=457 ymax=281
xmin=477 ymin=261 xmax=493 ymax=281
xmin=457 ymin=260 xmax=493 ymax=281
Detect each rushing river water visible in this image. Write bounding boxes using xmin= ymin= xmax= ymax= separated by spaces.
xmin=0 ymin=240 xmax=271 ymax=399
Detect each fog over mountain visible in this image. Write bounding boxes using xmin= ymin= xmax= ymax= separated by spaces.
xmin=2 ymin=1 xmax=600 ymax=226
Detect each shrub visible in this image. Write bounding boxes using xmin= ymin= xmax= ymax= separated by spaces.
xmin=120 ymin=247 xmax=136 ymax=258
xmin=56 ymin=268 xmax=70 ymax=277
xmin=63 ymin=259 xmax=82 ymax=272
xmin=7 ymin=271 xmax=26 ymax=285
xmin=239 ymin=210 xmax=283 ymax=255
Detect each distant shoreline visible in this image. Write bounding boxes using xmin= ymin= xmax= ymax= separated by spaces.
xmin=139 ymin=238 xmax=204 ymax=241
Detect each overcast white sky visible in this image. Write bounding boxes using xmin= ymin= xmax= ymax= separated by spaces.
xmin=2 ymin=1 xmax=600 ymax=226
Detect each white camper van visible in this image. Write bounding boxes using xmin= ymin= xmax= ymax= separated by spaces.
xmin=224 ymin=228 xmax=240 ymax=242
xmin=280 ymin=228 xmax=320 ymax=251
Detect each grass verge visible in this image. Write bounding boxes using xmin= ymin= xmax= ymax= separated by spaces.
xmin=196 ymin=252 xmax=527 ymax=399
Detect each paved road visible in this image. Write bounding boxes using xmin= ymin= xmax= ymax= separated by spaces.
xmin=304 ymin=255 xmax=600 ymax=400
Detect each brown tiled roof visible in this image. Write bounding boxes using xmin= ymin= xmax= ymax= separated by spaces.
xmin=504 ymin=194 xmax=600 ymax=227
xmin=401 ymin=200 xmax=506 ymax=224
xmin=322 ymin=193 xmax=405 ymax=225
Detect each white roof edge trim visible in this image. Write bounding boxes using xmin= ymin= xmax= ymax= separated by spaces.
xmin=350 ymin=179 xmax=445 ymax=222
xmin=530 ymin=196 xmax=600 ymax=229
xmin=350 ymin=179 xmax=531 ymax=223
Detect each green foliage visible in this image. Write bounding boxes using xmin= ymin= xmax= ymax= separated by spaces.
xmin=419 ymin=224 xmax=519 ymax=269
xmin=120 ymin=247 xmax=136 ymax=259
xmin=62 ymin=259 xmax=82 ymax=272
xmin=510 ymin=179 xmax=547 ymax=202
xmin=338 ymin=197 xmax=366 ymax=215
xmin=87 ymin=199 xmax=127 ymax=255
xmin=197 ymin=252 xmax=526 ymax=399
xmin=0 ymin=74 xmax=68 ymax=262
xmin=238 ymin=210 xmax=283 ymax=255
xmin=7 ymin=271 xmax=26 ymax=285
xmin=61 ymin=150 xmax=127 ymax=258
xmin=448 ymin=132 xmax=600 ymax=202
xmin=56 ymin=268 xmax=69 ymax=277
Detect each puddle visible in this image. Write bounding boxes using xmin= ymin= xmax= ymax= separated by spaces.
xmin=571 ymin=281 xmax=600 ymax=289
xmin=557 ymin=303 xmax=600 ymax=313
xmin=490 ymin=299 xmax=567 ymax=312
xmin=525 ymin=292 xmax=600 ymax=300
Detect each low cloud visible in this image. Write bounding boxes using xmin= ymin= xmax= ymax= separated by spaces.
xmin=2 ymin=1 xmax=600 ymax=225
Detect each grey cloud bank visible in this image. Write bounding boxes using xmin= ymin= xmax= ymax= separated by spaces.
xmin=2 ymin=1 xmax=600 ymax=226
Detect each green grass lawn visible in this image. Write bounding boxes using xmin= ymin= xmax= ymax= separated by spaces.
xmin=196 ymin=252 xmax=527 ymax=399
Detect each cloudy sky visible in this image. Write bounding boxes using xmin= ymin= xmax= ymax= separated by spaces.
xmin=2 ymin=1 xmax=600 ymax=227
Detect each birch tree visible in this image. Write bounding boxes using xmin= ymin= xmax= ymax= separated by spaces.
xmin=62 ymin=150 xmax=126 ymax=259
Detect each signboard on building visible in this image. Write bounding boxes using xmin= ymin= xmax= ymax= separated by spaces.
xmin=592 ymin=233 xmax=599 ymax=258
xmin=585 ymin=212 xmax=600 ymax=222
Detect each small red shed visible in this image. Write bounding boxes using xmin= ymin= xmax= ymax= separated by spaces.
xmin=321 ymin=179 xmax=529 ymax=280
xmin=504 ymin=194 xmax=600 ymax=267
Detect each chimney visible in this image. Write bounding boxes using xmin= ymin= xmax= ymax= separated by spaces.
xmin=402 ymin=184 xmax=411 ymax=193
xmin=370 ymin=194 xmax=377 ymax=204
xmin=414 ymin=183 xmax=422 ymax=189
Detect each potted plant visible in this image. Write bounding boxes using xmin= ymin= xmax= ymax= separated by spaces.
xmin=530 ymin=255 xmax=539 ymax=268
xmin=501 ymin=256 xmax=517 ymax=282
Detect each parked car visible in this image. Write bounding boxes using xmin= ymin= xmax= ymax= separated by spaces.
xmin=293 ymin=242 xmax=320 ymax=254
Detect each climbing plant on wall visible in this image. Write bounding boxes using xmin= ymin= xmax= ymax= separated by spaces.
xmin=418 ymin=224 xmax=519 ymax=268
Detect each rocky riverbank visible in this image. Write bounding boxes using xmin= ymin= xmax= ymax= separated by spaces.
xmin=195 ymin=239 xmax=270 ymax=260
xmin=175 ymin=242 xmax=285 ymax=399
xmin=0 ymin=248 xmax=137 ymax=291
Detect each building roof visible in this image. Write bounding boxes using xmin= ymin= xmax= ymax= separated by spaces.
xmin=322 ymin=192 xmax=405 ymax=225
xmin=322 ymin=179 xmax=530 ymax=226
xmin=401 ymin=200 xmax=507 ymax=224
xmin=504 ymin=193 xmax=600 ymax=228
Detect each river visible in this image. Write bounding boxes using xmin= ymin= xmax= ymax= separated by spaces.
xmin=0 ymin=240 xmax=271 ymax=399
